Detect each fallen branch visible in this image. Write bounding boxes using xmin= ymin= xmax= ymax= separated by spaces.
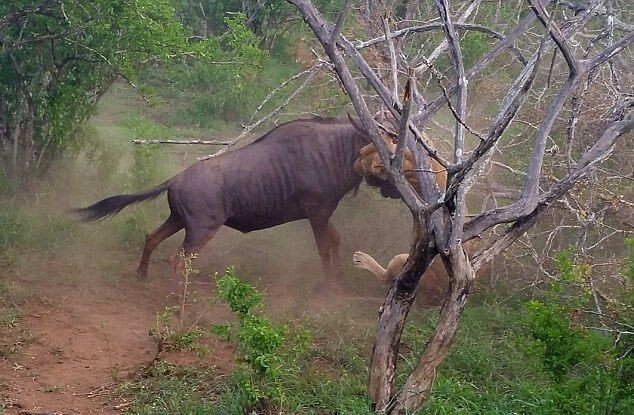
xmin=132 ymin=139 xmax=232 ymax=145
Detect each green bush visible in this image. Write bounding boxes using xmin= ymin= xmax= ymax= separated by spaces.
xmin=212 ymin=267 xmax=309 ymax=411
xmin=522 ymin=248 xmax=633 ymax=415
xmin=209 ymin=268 xmax=375 ymax=414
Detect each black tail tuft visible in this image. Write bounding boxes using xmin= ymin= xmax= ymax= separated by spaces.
xmin=73 ymin=181 xmax=170 ymax=222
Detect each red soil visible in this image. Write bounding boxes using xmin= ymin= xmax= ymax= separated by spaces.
xmin=0 ymin=276 xmax=233 ymax=414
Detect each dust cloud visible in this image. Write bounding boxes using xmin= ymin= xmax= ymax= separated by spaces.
xmin=5 ymin=152 xmax=432 ymax=317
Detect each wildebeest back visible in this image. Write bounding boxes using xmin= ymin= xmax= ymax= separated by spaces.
xmin=166 ymin=118 xmax=367 ymax=233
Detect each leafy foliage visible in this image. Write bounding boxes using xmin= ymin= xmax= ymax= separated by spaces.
xmin=0 ymin=0 xmax=260 ymax=177
xmin=522 ymin=247 xmax=633 ymax=414
xmin=212 ymin=267 xmax=310 ymax=411
xmin=215 ymin=266 xmax=262 ymax=315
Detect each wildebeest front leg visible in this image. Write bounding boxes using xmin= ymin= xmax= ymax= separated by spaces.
xmin=310 ymin=218 xmax=343 ymax=293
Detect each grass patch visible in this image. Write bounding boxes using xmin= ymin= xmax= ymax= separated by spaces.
xmin=412 ymin=301 xmax=550 ymax=414
xmin=122 ymin=363 xmax=220 ymax=415
xmin=0 ymin=208 xmax=76 ymax=268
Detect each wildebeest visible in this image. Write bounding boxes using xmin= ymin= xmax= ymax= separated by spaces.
xmin=76 ymin=116 xmax=395 ymax=291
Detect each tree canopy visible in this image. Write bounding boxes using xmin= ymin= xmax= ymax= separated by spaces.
xmin=0 ymin=0 xmax=264 ymax=177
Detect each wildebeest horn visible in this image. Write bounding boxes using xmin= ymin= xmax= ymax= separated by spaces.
xmin=347 ymin=113 xmax=367 ymax=136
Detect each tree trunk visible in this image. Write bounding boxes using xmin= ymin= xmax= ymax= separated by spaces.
xmin=369 ymin=219 xmax=438 ymax=410
xmin=392 ymin=248 xmax=475 ymax=413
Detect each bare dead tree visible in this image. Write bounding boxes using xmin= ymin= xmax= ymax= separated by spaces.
xmin=286 ymin=0 xmax=632 ymax=412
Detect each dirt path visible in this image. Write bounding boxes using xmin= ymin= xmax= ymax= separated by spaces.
xmin=0 ymin=276 xmax=233 ymax=414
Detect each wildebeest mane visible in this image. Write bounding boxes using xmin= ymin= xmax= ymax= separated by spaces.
xmin=249 ymin=116 xmax=346 ymax=145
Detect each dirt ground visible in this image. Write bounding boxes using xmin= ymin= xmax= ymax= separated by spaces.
xmin=0 ymin=272 xmax=238 ymax=414
xmin=0 ymin=245 xmax=398 ymax=415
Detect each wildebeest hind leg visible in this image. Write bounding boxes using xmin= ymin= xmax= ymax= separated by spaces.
xmin=137 ymin=214 xmax=183 ymax=278
xmin=327 ymin=221 xmax=343 ymax=281
xmin=309 ymin=218 xmax=344 ymax=294
xmin=171 ymin=224 xmax=221 ymax=295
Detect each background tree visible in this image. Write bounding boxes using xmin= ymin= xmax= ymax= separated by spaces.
xmin=0 ymin=0 xmax=265 ymax=179
xmin=286 ymin=0 xmax=632 ymax=412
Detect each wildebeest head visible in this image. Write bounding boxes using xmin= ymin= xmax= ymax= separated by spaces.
xmin=347 ymin=114 xmax=404 ymax=199
xmin=364 ymin=175 xmax=402 ymax=198
xmin=348 ymin=113 xmax=446 ymax=199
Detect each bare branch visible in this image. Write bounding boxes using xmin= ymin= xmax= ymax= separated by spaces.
xmin=442 ymin=34 xmax=547 ymax=204
xmin=433 ymin=0 xmax=471 ymax=257
xmin=132 ymin=139 xmax=232 ymax=145
xmin=412 ymin=8 xmax=539 ymax=127
xmin=522 ymin=74 xmax=578 ymax=200
xmin=435 ymin=0 xmax=467 ymax=164
xmin=393 ymin=68 xmax=414 ymax=172
xmin=585 ymin=30 xmax=634 ymax=70
xmin=382 ymin=15 xmax=400 ymax=104
xmin=528 ymin=0 xmax=580 ymax=74
xmin=355 ymin=23 xmax=527 ymax=65
xmin=415 ymin=0 xmax=483 ymax=72
xmin=330 ymin=0 xmax=349 ymax=45
xmin=472 ymin=115 xmax=633 ymax=269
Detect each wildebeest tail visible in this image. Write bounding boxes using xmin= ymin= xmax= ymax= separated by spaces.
xmin=73 ymin=180 xmax=171 ymax=222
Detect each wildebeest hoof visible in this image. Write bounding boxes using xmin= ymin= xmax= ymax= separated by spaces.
xmin=314 ymin=280 xmax=345 ymax=296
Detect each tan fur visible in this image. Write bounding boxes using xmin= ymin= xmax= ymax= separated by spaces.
xmin=353 ymin=251 xmax=388 ymax=281
xmin=385 ymin=253 xmax=409 ymax=281
xmin=353 ymin=251 xmax=408 ymax=283
xmin=352 ymin=243 xmax=489 ymax=308
xmin=353 ymin=135 xmax=447 ymax=191
xmin=353 ymin=250 xmax=449 ymax=307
